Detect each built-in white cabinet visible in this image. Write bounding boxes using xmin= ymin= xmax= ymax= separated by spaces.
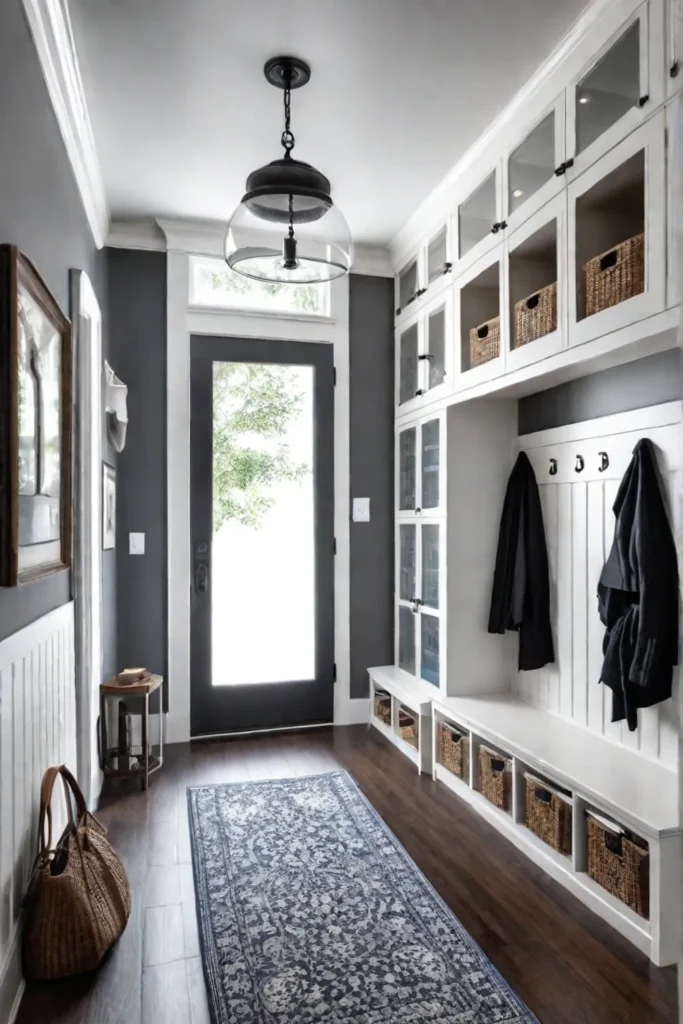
xmin=568 ymin=110 xmax=666 ymax=346
xmin=396 ymin=292 xmax=453 ymax=413
xmin=395 ymin=249 xmax=421 ymax=319
xmin=566 ymin=2 xmax=665 ymax=178
xmin=504 ymin=96 xmax=566 ymax=233
xmin=395 ymin=221 xmax=454 ymax=321
xmin=396 ymin=413 xmax=446 ymax=517
xmin=454 ymin=250 xmax=506 ymax=388
xmin=396 ymin=519 xmax=445 ymax=689
xmin=457 ymin=167 xmax=502 ymax=272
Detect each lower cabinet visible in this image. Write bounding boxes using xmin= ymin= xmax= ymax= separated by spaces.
xmin=396 ymin=519 xmax=445 ymax=689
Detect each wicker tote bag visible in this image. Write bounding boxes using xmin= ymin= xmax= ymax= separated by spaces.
xmin=23 ymin=765 xmax=132 ymax=979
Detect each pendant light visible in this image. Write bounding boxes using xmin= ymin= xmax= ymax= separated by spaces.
xmin=225 ymin=56 xmax=353 ymax=284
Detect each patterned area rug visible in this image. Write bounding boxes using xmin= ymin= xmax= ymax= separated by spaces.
xmin=187 ymin=771 xmax=538 ymax=1024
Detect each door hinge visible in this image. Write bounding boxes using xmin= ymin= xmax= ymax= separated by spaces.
xmin=333 ymin=367 xmax=337 ymax=387
xmin=333 ymin=663 xmax=337 ymax=683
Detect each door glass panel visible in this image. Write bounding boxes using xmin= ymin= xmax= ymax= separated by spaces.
xmin=212 ymin=362 xmax=314 ymax=684
xmin=576 ymin=21 xmax=640 ymax=154
xmin=421 ymin=419 xmax=440 ymax=510
xmin=427 ymin=227 xmax=448 ymax=283
xmin=421 ymin=615 xmax=440 ymax=687
xmin=421 ymin=525 xmax=439 ymax=609
xmin=398 ymin=606 xmax=416 ymax=675
xmin=508 ymin=110 xmax=555 ymax=214
xmin=459 ymin=171 xmax=496 ymax=257
xmin=427 ymin=307 xmax=446 ymax=390
xmin=398 ymin=259 xmax=418 ymax=309
xmin=399 ymin=324 xmax=419 ymax=404
xmin=399 ymin=525 xmax=416 ymax=601
xmin=398 ymin=428 xmax=416 ymax=510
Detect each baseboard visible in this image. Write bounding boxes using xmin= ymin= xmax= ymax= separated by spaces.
xmin=0 ymin=921 xmax=23 ymax=1024
xmin=335 ymin=697 xmax=370 ymax=726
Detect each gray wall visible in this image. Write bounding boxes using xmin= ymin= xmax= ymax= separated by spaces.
xmin=107 ymin=250 xmax=168 ymax=697
xmin=518 ymin=349 xmax=682 ymax=434
xmin=349 ymin=275 xmax=395 ymax=699
xmin=0 ymin=0 xmax=115 ymax=676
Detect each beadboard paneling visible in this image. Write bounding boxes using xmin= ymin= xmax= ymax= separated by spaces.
xmin=517 ymin=403 xmax=681 ymax=769
xmin=0 ymin=603 xmax=76 ymax=1022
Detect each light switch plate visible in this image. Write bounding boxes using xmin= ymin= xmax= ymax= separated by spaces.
xmin=352 ymin=497 xmax=370 ymax=522
xmin=129 ymin=532 xmax=145 ymax=555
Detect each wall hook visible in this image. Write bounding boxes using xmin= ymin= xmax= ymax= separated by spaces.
xmin=598 ymin=451 xmax=609 ymax=472
xmin=575 ymin=454 xmax=585 ymax=473
xmin=549 ymin=458 xmax=558 ymax=476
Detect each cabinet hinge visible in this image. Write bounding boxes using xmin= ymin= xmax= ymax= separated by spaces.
xmin=333 ymin=663 xmax=337 ymax=683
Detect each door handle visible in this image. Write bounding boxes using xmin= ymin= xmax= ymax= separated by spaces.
xmin=195 ymin=562 xmax=209 ymax=596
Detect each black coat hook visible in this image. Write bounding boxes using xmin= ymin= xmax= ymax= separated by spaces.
xmin=575 ymin=454 xmax=584 ymax=473
xmin=549 ymin=458 xmax=558 ymax=476
xmin=598 ymin=451 xmax=609 ymax=472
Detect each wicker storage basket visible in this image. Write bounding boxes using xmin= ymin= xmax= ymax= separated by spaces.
xmin=398 ymin=706 xmax=418 ymax=747
xmin=478 ymin=746 xmax=512 ymax=811
xmin=514 ymin=281 xmax=557 ymax=347
xmin=586 ymin=812 xmax=649 ymax=918
xmin=439 ymin=722 xmax=468 ymax=779
xmin=469 ymin=316 xmax=500 ymax=367
xmin=524 ymin=774 xmax=572 ymax=855
xmin=584 ymin=233 xmax=644 ymax=317
xmin=373 ymin=691 xmax=392 ymax=726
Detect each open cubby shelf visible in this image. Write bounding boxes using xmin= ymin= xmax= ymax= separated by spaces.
xmin=460 ymin=261 xmax=501 ymax=373
xmin=509 ymin=218 xmax=558 ymax=350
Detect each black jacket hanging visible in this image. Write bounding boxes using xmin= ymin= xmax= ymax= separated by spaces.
xmin=488 ymin=451 xmax=555 ymax=671
xmin=598 ymin=438 xmax=678 ymax=732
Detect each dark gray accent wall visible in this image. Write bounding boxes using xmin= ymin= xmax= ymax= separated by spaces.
xmin=518 ymin=349 xmax=683 ymax=435
xmin=0 ymin=0 xmax=114 ymax=665
xmin=108 ymin=250 xmax=168 ymax=696
xmin=349 ymin=275 xmax=394 ymax=699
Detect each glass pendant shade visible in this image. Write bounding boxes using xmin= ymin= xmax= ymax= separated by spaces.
xmin=225 ymin=56 xmax=353 ymax=285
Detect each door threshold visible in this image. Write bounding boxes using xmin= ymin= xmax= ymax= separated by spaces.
xmin=190 ymin=721 xmax=334 ymax=741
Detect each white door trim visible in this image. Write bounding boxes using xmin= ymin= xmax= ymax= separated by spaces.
xmin=71 ymin=270 xmax=104 ymax=806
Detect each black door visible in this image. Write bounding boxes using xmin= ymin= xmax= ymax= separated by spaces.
xmin=190 ymin=335 xmax=334 ymax=736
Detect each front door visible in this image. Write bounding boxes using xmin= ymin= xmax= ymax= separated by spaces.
xmin=190 ymin=335 xmax=334 ymax=736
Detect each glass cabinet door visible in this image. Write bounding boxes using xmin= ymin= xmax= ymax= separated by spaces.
xmin=575 ymin=20 xmax=641 ymax=157
xmin=398 ymin=605 xmax=416 ymax=675
xmin=398 ymin=323 xmax=419 ymax=405
xmin=421 ymin=524 xmax=439 ymax=609
xmin=397 ymin=257 xmax=419 ymax=314
xmin=421 ymin=419 xmax=440 ymax=511
xmin=459 ymin=171 xmax=497 ymax=258
xmin=399 ymin=524 xmax=416 ymax=602
xmin=508 ymin=109 xmax=557 ymax=218
xmin=426 ymin=226 xmax=450 ymax=285
xmin=425 ymin=305 xmax=446 ymax=392
xmin=398 ymin=428 xmax=416 ymax=512
xmin=420 ymin=614 xmax=440 ymax=687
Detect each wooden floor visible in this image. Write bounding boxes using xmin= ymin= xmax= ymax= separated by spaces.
xmin=17 ymin=725 xmax=677 ymax=1023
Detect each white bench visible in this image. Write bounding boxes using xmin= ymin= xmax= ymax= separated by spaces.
xmin=431 ymin=691 xmax=681 ymax=966
xmin=368 ymin=666 xmax=435 ymax=775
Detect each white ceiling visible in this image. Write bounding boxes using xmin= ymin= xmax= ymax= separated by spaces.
xmin=70 ymin=0 xmax=590 ymax=247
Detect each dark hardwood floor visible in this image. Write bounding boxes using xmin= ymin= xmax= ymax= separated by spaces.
xmin=17 ymin=725 xmax=677 ymax=1023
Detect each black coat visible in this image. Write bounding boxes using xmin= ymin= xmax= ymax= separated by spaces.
xmin=598 ymin=438 xmax=678 ymax=731
xmin=488 ymin=452 xmax=555 ymax=671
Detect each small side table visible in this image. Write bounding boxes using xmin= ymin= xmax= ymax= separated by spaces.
xmin=100 ymin=674 xmax=164 ymax=790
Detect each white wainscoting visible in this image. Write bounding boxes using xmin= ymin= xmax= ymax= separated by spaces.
xmin=517 ymin=402 xmax=681 ymax=769
xmin=0 ymin=602 xmax=77 ymax=1023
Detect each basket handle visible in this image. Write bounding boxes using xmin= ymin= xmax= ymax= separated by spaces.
xmin=604 ymin=831 xmax=623 ymax=857
xmin=525 ymin=293 xmax=540 ymax=310
xmin=477 ymin=325 xmax=489 ymax=340
xmin=37 ymin=764 xmax=88 ymax=858
xmin=535 ymin=786 xmax=552 ymax=803
xmin=490 ymin=757 xmax=505 ymax=772
xmin=599 ymin=248 xmax=618 ymax=272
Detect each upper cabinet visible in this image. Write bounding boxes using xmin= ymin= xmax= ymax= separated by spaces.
xmin=396 ymin=413 xmax=446 ymax=518
xmin=396 ymin=291 xmax=453 ymax=414
xmin=457 ymin=168 xmax=501 ymax=272
xmin=668 ymin=0 xmax=683 ymax=94
xmin=395 ymin=250 xmax=421 ymax=319
xmin=395 ymin=220 xmax=453 ymax=321
xmin=566 ymin=3 xmax=665 ymax=176
xmin=505 ymin=97 xmax=566 ymax=232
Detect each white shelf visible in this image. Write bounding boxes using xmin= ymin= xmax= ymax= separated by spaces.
xmin=432 ymin=692 xmax=677 ymax=838
xmin=369 ymin=665 xmax=437 ymax=714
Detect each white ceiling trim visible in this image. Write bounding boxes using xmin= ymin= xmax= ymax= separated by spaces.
xmin=21 ymin=0 xmax=109 ymax=248
xmin=106 ymin=218 xmax=393 ymax=277
xmin=389 ymin=0 xmax=635 ymax=263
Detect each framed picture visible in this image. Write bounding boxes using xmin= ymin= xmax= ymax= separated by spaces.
xmin=102 ymin=464 xmax=116 ymax=550
xmin=0 ymin=246 xmax=73 ymax=585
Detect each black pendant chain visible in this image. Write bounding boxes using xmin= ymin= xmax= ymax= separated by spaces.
xmin=281 ymin=76 xmax=295 ymax=157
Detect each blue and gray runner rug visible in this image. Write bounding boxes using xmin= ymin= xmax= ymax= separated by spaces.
xmin=187 ymin=770 xmax=538 ymax=1023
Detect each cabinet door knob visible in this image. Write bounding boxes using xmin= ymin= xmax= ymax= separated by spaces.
xmin=416 ymin=287 xmax=427 ymax=297
xmin=415 ymin=507 xmax=422 ymax=515
xmin=415 ymin=389 xmax=425 ymax=396
xmin=443 ymin=262 xmax=453 ymax=274
xmin=418 ymin=354 xmax=433 ymax=361
xmin=638 ymin=94 xmax=649 ymax=107
xmin=671 ymin=60 xmax=680 ymax=79
xmin=395 ymin=306 xmax=402 ymax=316
xmin=554 ymin=162 xmax=566 ymax=176
xmin=491 ymin=222 xmax=501 ymax=234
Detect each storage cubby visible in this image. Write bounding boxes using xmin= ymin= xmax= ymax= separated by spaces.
xmin=575 ymin=149 xmax=644 ymax=323
xmin=460 ymin=262 xmax=501 ymax=373
xmin=477 ymin=742 xmax=513 ymax=814
xmin=508 ymin=217 xmax=558 ymax=350
xmin=459 ymin=171 xmax=497 ymax=259
xmin=396 ymin=703 xmax=419 ymax=750
xmin=521 ymin=770 xmax=573 ymax=859
xmin=436 ymin=719 xmax=469 ymax=780
xmin=584 ymin=808 xmax=650 ymax=920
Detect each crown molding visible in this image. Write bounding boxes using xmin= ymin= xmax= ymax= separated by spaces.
xmin=105 ymin=217 xmax=392 ymax=276
xmin=388 ymin=0 xmax=637 ymax=264
xmin=22 ymin=0 xmax=109 ymax=248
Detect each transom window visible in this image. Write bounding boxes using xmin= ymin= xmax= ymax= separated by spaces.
xmin=190 ymin=256 xmax=329 ymax=316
